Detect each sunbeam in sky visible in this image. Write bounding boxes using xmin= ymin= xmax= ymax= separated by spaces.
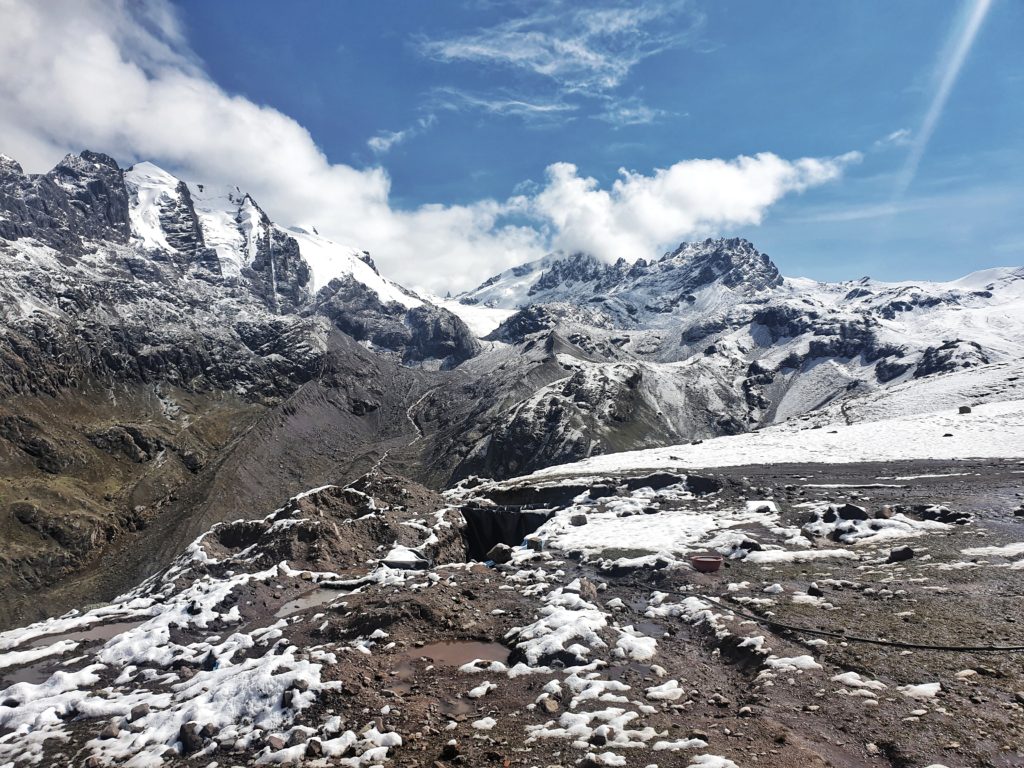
xmin=893 ymin=0 xmax=993 ymax=199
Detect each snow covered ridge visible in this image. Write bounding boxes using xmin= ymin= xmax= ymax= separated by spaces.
xmin=0 ymin=150 xmax=479 ymax=377
xmin=0 ymin=475 xmax=466 ymax=767
xmin=125 ymin=161 xmax=416 ymax=301
xmin=431 ymin=230 xmax=1024 ymax=480
xmin=516 ymin=400 xmax=1024 ymax=479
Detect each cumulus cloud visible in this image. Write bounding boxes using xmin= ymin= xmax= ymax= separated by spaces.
xmin=529 ymin=153 xmax=862 ymax=262
xmin=0 ymin=0 xmax=855 ymax=294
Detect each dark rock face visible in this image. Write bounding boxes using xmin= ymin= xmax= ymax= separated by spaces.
xmin=529 ymin=253 xmax=605 ymax=295
xmin=452 ymin=363 xmax=668 ymax=480
xmin=243 ymin=204 xmax=311 ymax=313
xmin=405 ymin=304 xmax=480 ymax=367
xmin=314 ymin=276 xmax=479 ymax=368
xmin=0 ymin=151 xmax=130 ymax=253
xmin=914 ymin=340 xmax=989 ymax=378
xmin=0 ymin=416 xmax=70 ymax=474
xmin=148 ymin=180 xmax=220 ymax=273
xmin=488 ymin=305 xmax=586 ymax=344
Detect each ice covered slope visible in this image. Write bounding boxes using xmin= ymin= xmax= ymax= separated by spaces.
xmin=519 ymin=400 xmax=1024 ymax=479
xmin=125 ymin=162 xmax=419 ymax=302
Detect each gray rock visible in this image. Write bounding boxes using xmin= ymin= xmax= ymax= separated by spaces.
xmin=887 ymin=546 xmax=915 ymax=563
xmin=266 ymin=734 xmax=287 ymax=750
xmin=99 ymin=721 xmax=120 ymax=740
xmin=837 ymin=503 xmax=869 ymax=520
xmin=486 ymin=543 xmax=514 ymax=564
xmin=178 ymin=722 xmax=203 ymax=755
xmin=570 ymin=513 xmax=588 ymax=527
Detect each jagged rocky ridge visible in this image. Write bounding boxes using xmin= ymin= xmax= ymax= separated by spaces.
xmin=0 ymin=152 xmax=478 ymax=399
xmin=2 ymin=148 xmax=1024 ymax=630
xmin=0 ymin=151 xmax=477 ymax=627
xmin=424 ymin=238 xmax=1024 ymax=481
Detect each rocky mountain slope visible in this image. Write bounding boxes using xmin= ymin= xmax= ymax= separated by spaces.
xmin=2 ymin=147 xmax=1023 ymax=633
xmin=0 ymin=151 xmax=476 ymax=627
xmin=420 ymin=239 xmax=1024 ymax=481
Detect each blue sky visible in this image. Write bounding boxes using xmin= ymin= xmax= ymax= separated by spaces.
xmin=172 ymin=0 xmax=1023 ymax=283
xmin=0 ymin=1 xmax=1020 ymax=291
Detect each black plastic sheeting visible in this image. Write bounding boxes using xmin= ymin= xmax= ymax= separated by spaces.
xmin=461 ymin=507 xmax=553 ymax=561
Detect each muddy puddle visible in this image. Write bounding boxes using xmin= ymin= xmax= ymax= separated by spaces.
xmin=390 ymin=641 xmax=510 ymax=695
xmin=2 ymin=618 xmax=151 ymax=689
xmin=24 ymin=618 xmax=149 ymax=650
xmin=2 ymin=661 xmax=59 ymax=687
xmin=415 ymin=641 xmax=509 ymax=665
xmin=633 ymin=620 xmax=668 ymax=638
xmin=274 ymin=587 xmax=350 ymax=618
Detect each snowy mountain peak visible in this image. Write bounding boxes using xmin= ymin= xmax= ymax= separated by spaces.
xmin=459 ymin=237 xmax=783 ymax=311
xmin=660 ymin=237 xmax=783 ymax=292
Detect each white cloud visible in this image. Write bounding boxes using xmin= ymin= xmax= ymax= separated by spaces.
xmin=0 ymin=0 xmax=855 ymax=294
xmin=873 ymin=128 xmax=912 ymax=149
xmin=0 ymin=0 xmax=542 ymax=292
xmin=528 ymin=153 xmax=862 ymax=263
xmin=430 ymin=87 xmax=576 ymax=121
xmin=594 ymin=97 xmax=671 ymax=127
xmin=421 ymin=1 xmax=703 ymax=95
xmin=368 ymin=115 xmax=437 ymax=154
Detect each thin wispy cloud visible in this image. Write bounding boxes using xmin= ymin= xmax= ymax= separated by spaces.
xmin=873 ymin=128 xmax=912 ymax=150
xmin=893 ymin=0 xmax=992 ymax=198
xmin=421 ymin=1 xmax=701 ymax=94
xmin=430 ymin=86 xmax=576 ymax=121
xmin=594 ymin=97 xmax=672 ymax=127
xmin=368 ymin=114 xmax=437 ymax=155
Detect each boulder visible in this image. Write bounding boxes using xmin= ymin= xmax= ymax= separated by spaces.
xmin=837 ymin=503 xmax=869 ymax=520
xmin=887 ymin=546 xmax=915 ymax=563
xmin=486 ymin=543 xmax=514 ymax=564
xmin=178 ymin=722 xmax=204 ymax=755
xmin=570 ymin=513 xmax=588 ymax=527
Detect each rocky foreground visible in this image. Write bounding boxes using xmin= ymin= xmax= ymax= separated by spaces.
xmin=1 ymin=460 xmax=1023 ymax=768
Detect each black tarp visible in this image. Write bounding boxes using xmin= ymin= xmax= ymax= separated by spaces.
xmin=461 ymin=507 xmax=553 ymax=561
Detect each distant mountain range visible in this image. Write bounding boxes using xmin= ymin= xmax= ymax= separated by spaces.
xmin=1 ymin=149 xmax=1022 ymax=626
